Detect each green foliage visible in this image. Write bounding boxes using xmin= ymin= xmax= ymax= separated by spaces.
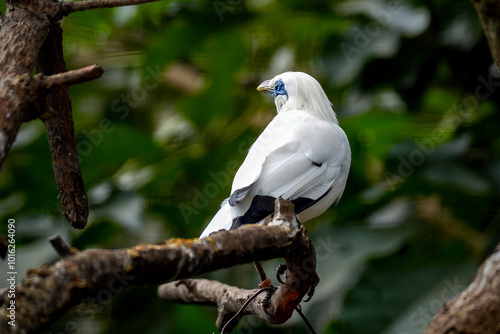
xmin=1 ymin=0 xmax=500 ymax=333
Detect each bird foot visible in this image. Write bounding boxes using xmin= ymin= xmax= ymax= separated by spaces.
xmin=303 ymin=273 xmax=320 ymax=302
xmin=276 ymin=263 xmax=287 ymax=284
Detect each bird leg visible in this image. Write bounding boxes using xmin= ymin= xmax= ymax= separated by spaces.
xmin=254 ymin=198 xmax=309 ymax=288
xmin=253 ymin=261 xmax=273 ymax=288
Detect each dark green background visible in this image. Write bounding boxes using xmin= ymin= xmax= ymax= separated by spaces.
xmin=1 ymin=0 xmax=499 ymax=333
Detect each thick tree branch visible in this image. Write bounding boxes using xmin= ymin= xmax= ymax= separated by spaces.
xmin=0 ymin=2 xmax=56 ymax=168
xmin=424 ymin=244 xmax=500 ymax=334
xmin=471 ymin=0 xmax=500 ymax=67
xmin=0 ymin=0 xmax=93 ymax=168
xmin=0 ymin=199 xmax=316 ymax=334
xmin=62 ymin=0 xmax=160 ymax=15
xmin=159 ymin=199 xmax=319 ymax=331
xmin=159 ymin=249 xmax=319 ymax=332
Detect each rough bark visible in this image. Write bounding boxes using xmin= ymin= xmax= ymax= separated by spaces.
xmin=0 ymin=199 xmax=317 ymax=334
xmin=35 ymin=24 xmax=89 ymax=229
xmin=159 ymin=257 xmax=319 ymax=331
xmin=471 ymin=0 xmax=500 ymax=68
xmin=424 ymin=244 xmax=500 ymax=334
xmin=0 ymin=1 xmax=58 ymax=167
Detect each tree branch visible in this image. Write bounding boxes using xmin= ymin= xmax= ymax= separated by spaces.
xmin=471 ymin=0 xmax=500 ymax=67
xmin=48 ymin=235 xmax=78 ymax=257
xmin=36 ymin=64 xmax=104 ymax=90
xmin=62 ymin=0 xmax=160 ymax=15
xmin=159 ymin=279 xmax=266 ymax=330
xmin=0 ymin=199 xmax=317 ymax=333
xmin=35 ymin=24 xmax=94 ymax=229
xmin=424 ymin=244 xmax=500 ymax=334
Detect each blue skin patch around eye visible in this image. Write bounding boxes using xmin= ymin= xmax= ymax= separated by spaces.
xmin=271 ymin=78 xmax=288 ymax=98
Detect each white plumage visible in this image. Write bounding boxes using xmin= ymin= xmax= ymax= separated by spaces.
xmin=200 ymin=71 xmax=351 ymax=238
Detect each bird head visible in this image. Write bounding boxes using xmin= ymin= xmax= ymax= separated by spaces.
xmin=257 ymin=71 xmax=338 ymax=124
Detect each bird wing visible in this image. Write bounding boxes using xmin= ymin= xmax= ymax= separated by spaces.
xmin=229 ymin=110 xmax=348 ymax=209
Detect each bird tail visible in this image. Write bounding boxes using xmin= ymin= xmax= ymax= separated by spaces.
xmin=199 ymin=202 xmax=233 ymax=238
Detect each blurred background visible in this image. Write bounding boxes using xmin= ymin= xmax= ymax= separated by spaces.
xmin=1 ymin=0 xmax=500 ymax=333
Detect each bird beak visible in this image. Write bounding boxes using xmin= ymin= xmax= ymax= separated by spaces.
xmin=257 ymin=80 xmax=271 ymax=94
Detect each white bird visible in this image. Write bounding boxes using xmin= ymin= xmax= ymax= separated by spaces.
xmin=200 ymin=71 xmax=351 ymax=238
